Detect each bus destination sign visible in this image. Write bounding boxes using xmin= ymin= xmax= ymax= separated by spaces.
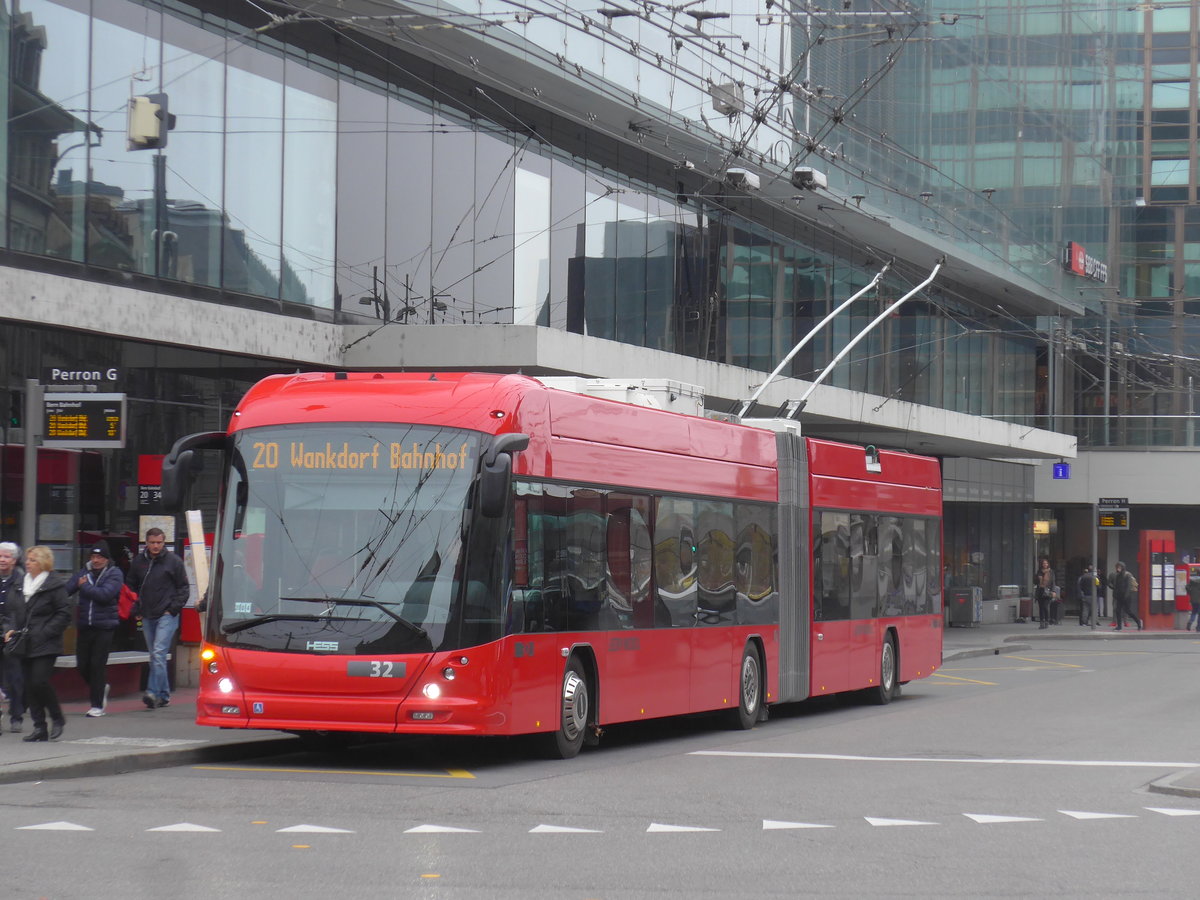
xmin=43 ymin=392 xmax=127 ymax=448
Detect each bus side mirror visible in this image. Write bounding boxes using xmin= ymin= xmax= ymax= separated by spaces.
xmin=479 ymin=433 xmax=530 ymax=519
xmin=162 ymin=431 xmax=226 ymax=511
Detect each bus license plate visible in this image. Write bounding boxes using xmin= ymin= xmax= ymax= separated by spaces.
xmin=347 ymin=661 xmax=407 ymax=678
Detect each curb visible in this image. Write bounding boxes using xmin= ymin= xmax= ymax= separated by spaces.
xmin=0 ymin=736 xmax=297 ymax=786
xmin=1147 ymin=769 xmax=1200 ymax=800
xmin=943 ymin=643 xmax=1032 ymax=662
xmin=1004 ymin=632 xmax=1200 ymax=642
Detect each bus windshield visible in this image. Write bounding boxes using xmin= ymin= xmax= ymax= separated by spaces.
xmin=209 ymin=422 xmax=494 ymax=655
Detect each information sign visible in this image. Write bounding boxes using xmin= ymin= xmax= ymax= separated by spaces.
xmin=42 ymin=392 xmax=127 ymax=448
xmin=1097 ymin=507 xmax=1129 ymax=531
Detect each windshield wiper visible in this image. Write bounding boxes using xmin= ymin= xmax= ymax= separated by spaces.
xmin=271 ymin=596 xmax=429 ymax=640
xmin=222 ymin=613 xmax=325 ymax=634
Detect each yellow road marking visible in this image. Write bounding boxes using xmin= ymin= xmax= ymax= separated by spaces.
xmin=930 ymin=672 xmax=997 ymax=685
xmin=1006 ymin=655 xmax=1084 ymax=669
xmin=195 ymin=765 xmax=475 ymax=779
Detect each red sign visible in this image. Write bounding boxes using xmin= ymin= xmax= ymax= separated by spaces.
xmin=1063 ymin=241 xmax=1108 ymax=283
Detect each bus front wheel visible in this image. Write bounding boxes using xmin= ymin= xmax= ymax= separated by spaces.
xmin=870 ymin=635 xmax=897 ymax=705
xmin=727 ymin=644 xmax=761 ymax=730
xmin=546 ymin=658 xmax=590 ymax=759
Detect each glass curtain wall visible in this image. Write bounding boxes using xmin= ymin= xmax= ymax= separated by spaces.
xmin=1 ymin=0 xmax=1037 ymax=424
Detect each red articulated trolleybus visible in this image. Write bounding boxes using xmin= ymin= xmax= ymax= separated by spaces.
xmin=162 ymin=372 xmax=942 ymax=757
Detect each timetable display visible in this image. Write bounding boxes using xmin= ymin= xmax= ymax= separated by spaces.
xmin=43 ymin=393 xmax=127 ymax=448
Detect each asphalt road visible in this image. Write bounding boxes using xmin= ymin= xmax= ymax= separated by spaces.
xmin=4 ymin=638 xmax=1199 ymax=899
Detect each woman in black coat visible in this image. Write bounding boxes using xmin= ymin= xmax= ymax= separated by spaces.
xmin=3 ymin=545 xmax=71 ymax=741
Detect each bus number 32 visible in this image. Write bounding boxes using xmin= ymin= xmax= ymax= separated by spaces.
xmin=346 ymin=661 xmax=406 ymax=678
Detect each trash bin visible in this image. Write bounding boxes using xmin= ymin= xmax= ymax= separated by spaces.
xmin=949 ymin=587 xmax=982 ymax=626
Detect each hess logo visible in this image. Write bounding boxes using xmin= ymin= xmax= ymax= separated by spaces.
xmin=306 ymin=641 xmax=338 ymax=652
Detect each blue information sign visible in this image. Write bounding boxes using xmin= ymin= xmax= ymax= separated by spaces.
xmin=1052 ymin=462 xmax=1070 ymax=479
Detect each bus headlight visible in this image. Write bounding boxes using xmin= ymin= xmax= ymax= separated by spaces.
xmin=217 ymin=677 xmax=235 ymax=694
xmin=422 ymin=682 xmax=442 ymax=700
xmin=442 ymin=667 xmax=456 ymax=680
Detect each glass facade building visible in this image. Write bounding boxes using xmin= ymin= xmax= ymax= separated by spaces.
xmin=3 ymin=0 xmax=1200 ymax=601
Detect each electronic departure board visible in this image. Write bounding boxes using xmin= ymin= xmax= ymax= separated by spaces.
xmin=43 ymin=393 xmax=127 ymax=448
xmin=1097 ymin=507 xmax=1130 ymax=531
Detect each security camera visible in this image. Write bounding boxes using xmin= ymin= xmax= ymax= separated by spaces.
xmin=724 ymin=168 xmax=760 ymax=191
xmin=790 ymin=166 xmax=827 ymax=190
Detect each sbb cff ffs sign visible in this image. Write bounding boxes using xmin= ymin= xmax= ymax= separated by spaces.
xmin=43 ymin=392 xmax=127 ymax=448
xmin=1063 ymin=241 xmax=1108 ymax=284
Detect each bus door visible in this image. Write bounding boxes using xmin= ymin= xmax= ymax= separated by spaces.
xmin=811 ymin=510 xmax=850 ymax=695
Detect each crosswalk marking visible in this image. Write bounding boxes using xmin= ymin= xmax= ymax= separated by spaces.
xmin=529 ymin=824 xmax=603 ymax=833
xmin=647 ymin=823 xmax=720 ymax=832
xmin=762 ymin=820 xmax=834 ymax=830
xmin=864 ymin=817 xmax=937 ymax=827
xmin=964 ymin=814 xmax=1043 ymax=824
xmin=1058 ymin=810 xmax=1137 ymax=820
xmin=16 ymin=821 xmax=93 ymax=831
xmin=1145 ymin=807 xmax=1200 ymax=816
xmin=405 ymin=824 xmax=479 ymax=833
xmin=276 ymin=824 xmax=354 ymax=833
xmin=147 ymin=823 xmax=221 ymax=832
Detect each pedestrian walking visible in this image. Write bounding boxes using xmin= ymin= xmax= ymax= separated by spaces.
xmin=1186 ymin=570 xmax=1200 ymax=631
xmin=1033 ymin=558 xmax=1056 ymax=629
xmin=125 ymin=528 xmax=189 ymax=709
xmin=67 ymin=541 xmax=122 ymax=717
xmin=0 ymin=540 xmax=26 ymax=732
xmin=1076 ymin=564 xmax=1100 ymax=626
xmin=3 ymin=545 xmax=71 ymax=742
xmin=1109 ymin=561 xmax=1142 ymax=631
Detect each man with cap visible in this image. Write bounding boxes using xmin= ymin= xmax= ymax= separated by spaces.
xmin=67 ymin=540 xmax=123 ymax=716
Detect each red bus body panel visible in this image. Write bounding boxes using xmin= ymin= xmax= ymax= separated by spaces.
xmin=196 ymin=373 xmax=939 ymax=738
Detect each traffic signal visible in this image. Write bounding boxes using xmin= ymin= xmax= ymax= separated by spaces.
xmin=8 ymin=391 xmax=21 ymax=427
xmin=127 ymin=93 xmax=176 ymax=150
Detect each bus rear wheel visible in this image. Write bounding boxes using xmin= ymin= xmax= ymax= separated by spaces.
xmin=546 ymin=658 xmax=590 ymax=759
xmin=727 ymin=644 xmax=761 ymax=730
xmin=869 ymin=635 xmax=897 ymax=705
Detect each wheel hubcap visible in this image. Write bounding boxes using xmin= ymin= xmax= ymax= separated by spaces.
xmin=741 ymin=654 xmax=760 ymax=713
xmin=881 ymin=641 xmax=895 ymax=691
xmin=561 ymin=670 xmax=587 ymax=741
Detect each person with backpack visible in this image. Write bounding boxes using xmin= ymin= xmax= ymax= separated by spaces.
xmin=1033 ymin=558 xmax=1056 ymax=629
xmin=1109 ymin=561 xmax=1142 ymax=631
xmin=67 ymin=541 xmax=123 ymax=717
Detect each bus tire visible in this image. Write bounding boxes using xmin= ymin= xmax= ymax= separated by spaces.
xmin=870 ymin=635 xmax=897 ymax=705
xmin=547 ymin=657 xmax=590 ymax=759
xmin=728 ymin=644 xmax=762 ymax=730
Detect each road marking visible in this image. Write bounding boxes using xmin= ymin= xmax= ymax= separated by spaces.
xmin=763 ymin=820 xmax=833 ymax=830
xmin=1059 ymin=810 xmax=1136 ymax=820
xmin=16 ymin=822 xmax=93 ymax=831
xmin=690 ymin=751 xmax=1200 ymax=768
xmin=1145 ymin=807 xmax=1200 ymax=816
xmin=1007 ymin=656 xmax=1085 ymax=669
xmin=930 ymin=672 xmax=998 ymax=686
xmin=194 ymin=764 xmax=474 ymax=779
xmin=147 ymin=823 xmax=221 ymax=832
xmin=405 ymin=824 xmax=479 ymax=833
xmin=964 ymin=814 xmax=1042 ymax=824
xmin=277 ymin=824 xmax=355 ymax=833
xmin=865 ymin=817 xmax=936 ymax=827
xmin=647 ymin=823 xmax=720 ymax=832
xmin=530 ymin=824 xmax=603 ymax=833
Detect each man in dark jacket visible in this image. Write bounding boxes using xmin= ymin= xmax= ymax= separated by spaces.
xmin=125 ymin=528 xmax=190 ymax=709
xmin=0 ymin=541 xmax=26 ymax=731
xmin=67 ymin=541 xmax=123 ymax=717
